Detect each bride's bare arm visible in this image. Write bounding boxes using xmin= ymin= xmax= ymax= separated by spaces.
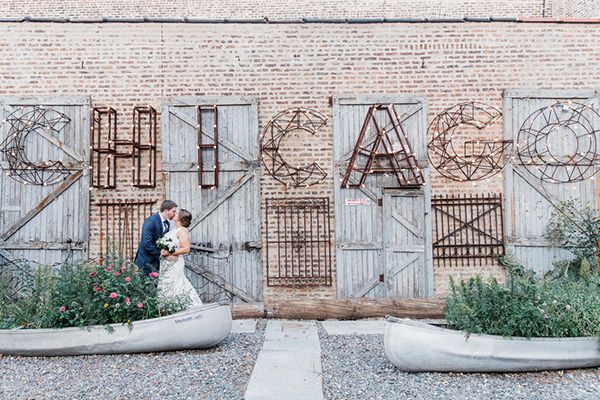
xmin=171 ymin=229 xmax=191 ymax=256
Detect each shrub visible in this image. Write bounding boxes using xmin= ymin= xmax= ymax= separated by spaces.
xmin=445 ymin=269 xmax=600 ymax=338
xmin=545 ymin=200 xmax=600 ymax=277
xmin=446 ymin=201 xmax=600 ymax=339
xmin=0 ymin=257 xmax=188 ymax=330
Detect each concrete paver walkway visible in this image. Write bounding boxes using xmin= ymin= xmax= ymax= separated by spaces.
xmin=244 ymin=320 xmax=324 ymax=400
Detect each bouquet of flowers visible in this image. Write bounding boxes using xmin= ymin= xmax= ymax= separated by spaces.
xmin=156 ymin=236 xmax=179 ymax=254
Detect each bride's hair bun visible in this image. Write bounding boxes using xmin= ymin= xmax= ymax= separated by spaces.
xmin=178 ymin=209 xmax=193 ymax=228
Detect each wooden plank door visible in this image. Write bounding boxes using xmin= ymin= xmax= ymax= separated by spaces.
xmin=0 ymin=96 xmax=90 ymax=266
xmin=333 ymin=95 xmax=433 ymax=299
xmin=503 ymin=90 xmax=600 ymax=274
xmin=383 ymin=189 xmax=429 ymax=297
xmin=162 ymin=96 xmax=261 ymax=303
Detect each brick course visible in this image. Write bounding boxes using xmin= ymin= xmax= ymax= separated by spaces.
xmin=552 ymin=0 xmax=600 ymax=17
xmin=0 ymin=0 xmax=545 ymax=19
xmin=1 ymin=22 xmax=599 ymax=303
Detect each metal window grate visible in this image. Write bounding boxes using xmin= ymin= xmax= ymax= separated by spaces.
xmin=97 ymin=199 xmax=156 ymax=262
xmin=266 ymin=197 xmax=332 ymax=286
xmin=431 ymin=193 xmax=504 ymax=267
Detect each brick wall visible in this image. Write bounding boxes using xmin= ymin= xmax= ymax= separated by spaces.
xmin=551 ymin=0 xmax=600 ymax=17
xmin=1 ymin=22 xmax=599 ymax=302
xmin=0 ymin=0 xmax=545 ymax=19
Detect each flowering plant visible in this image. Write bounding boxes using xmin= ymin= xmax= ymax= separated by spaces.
xmin=0 ymin=257 xmax=189 ymax=330
xmin=156 ymin=236 xmax=179 ymax=254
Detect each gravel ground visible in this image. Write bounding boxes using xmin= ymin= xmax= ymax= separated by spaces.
xmin=0 ymin=320 xmax=265 ymax=400
xmin=318 ymin=326 xmax=600 ymax=400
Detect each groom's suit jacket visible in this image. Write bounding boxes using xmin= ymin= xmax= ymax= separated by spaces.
xmin=134 ymin=212 xmax=171 ymax=275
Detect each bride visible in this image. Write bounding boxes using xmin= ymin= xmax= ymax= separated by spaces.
xmin=158 ymin=209 xmax=202 ymax=307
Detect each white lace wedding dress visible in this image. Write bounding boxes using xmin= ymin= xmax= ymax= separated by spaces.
xmin=158 ymin=227 xmax=203 ymax=307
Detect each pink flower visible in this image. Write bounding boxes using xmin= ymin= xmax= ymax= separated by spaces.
xmin=59 ymin=306 xmax=66 ymax=312
xmin=137 ymin=303 xmax=143 ymax=309
xmin=109 ymin=292 xmax=117 ymax=299
xmin=125 ymin=276 xmax=132 ymax=283
xmin=121 ymin=266 xmax=127 ymax=272
xmin=113 ymin=271 xmax=120 ymax=276
xmin=104 ymin=267 xmax=112 ymax=272
xmin=109 ymin=263 xmax=114 ymax=267
xmin=89 ymin=272 xmax=96 ymax=278
xmin=125 ymin=297 xmax=131 ymax=305
xmin=149 ymin=272 xmax=159 ymax=278
xmin=95 ymin=287 xmax=102 ymax=293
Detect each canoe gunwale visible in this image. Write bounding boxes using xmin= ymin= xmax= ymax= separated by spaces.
xmin=0 ymin=301 xmax=231 ymax=335
xmin=384 ymin=317 xmax=600 ymax=372
xmin=386 ymin=316 xmax=600 ymax=342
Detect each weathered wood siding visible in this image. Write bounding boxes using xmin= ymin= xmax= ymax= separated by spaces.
xmin=503 ymin=90 xmax=600 ymax=274
xmin=333 ymin=95 xmax=433 ymax=299
xmin=0 ymin=96 xmax=90 ymax=265
xmin=162 ymin=97 xmax=261 ymax=303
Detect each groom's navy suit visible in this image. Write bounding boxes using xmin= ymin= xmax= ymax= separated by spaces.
xmin=135 ymin=213 xmax=168 ymax=275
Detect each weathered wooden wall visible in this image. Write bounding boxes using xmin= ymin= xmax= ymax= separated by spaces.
xmin=0 ymin=96 xmax=90 ymax=266
xmin=333 ymin=95 xmax=433 ymax=299
xmin=162 ymin=97 xmax=262 ymax=303
xmin=503 ymin=90 xmax=600 ymax=275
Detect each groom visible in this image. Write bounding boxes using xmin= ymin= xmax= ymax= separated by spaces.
xmin=134 ymin=200 xmax=178 ymax=275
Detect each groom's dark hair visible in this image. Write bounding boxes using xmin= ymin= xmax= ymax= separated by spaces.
xmin=178 ymin=209 xmax=192 ymax=228
xmin=160 ymin=200 xmax=177 ymax=212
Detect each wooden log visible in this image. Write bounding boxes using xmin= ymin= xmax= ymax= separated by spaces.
xmin=266 ymin=298 xmax=445 ymax=320
xmin=232 ymin=303 xmax=265 ymax=319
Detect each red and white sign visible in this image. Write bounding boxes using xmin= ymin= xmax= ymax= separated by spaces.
xmin=345 ymin=198 xmax=371 ymax=206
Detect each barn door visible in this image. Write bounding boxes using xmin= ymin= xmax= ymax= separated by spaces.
xmin=503 ymin=90 xmax=600 ymax=274
xmin=383 ymin=189 xmax=427 ymax=297
xmin=333 ymin=95 xmax=433 ymax=299
xmin=0 ymin=96 xmax=90 ymax=266
xmin=162 ymin=97 xmax=261 ymax=303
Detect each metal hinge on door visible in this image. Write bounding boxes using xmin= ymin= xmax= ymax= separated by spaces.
xmin=377 ymin=198 xmax=383 ymax=207
xmin=379 ymin=273 xmax=384 ymax=282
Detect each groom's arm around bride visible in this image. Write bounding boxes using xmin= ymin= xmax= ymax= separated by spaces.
xmin=134 ymin=200 xmax=178 ymax=275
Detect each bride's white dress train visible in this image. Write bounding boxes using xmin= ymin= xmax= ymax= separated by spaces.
xmin=158 ymin=227 xmax=202 ymax=307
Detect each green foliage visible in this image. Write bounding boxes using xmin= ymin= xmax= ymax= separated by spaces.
xmin=446 ymin=201 xmax=600 ymax=338
xmin=445 ymin=273 xmax=600 ymax=338
xmin=0 ymin=257 xmax=188 ymax=330
xmin=545 ymin=200 xmax=600 ymax=278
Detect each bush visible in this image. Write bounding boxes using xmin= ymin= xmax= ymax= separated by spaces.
xmin=445 ymin=270 xmax=600 ymax=338
xmin=545 ymin=200 xmax=600 ymax=278
xmin=446 ymin=201 xmax=600 ymax=339
xmin=0 ymin=257 xmax=188 ymax=330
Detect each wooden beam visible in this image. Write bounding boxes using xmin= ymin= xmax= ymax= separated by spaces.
xmin=162 ymin=160 xmax=257 ymax=173
xmin=0 ymin=242 xmax=87 ymax=250
xmin=0 ymin=96 xmax=90 ymax=106
xmin=33 ymin=127 xmax=85 ymax=163
xmin=168 ymin=108 xmax=254 ymax=162
xmin=267 ymin=298 xmax=445 ymax=320
xmin=185 ymin=259 xmax=255 ymax=303
xmin=189 ymin=171 xmax=254 ymax=229
xmin=189 ymin=244 xmax=217 ymax=253
xmin=390 ymin=209 xmax=421 ymax=238
xmin=337 ymin=241 xmax=382 ymax=250
xmin=232 ymin=303 xmax=265 ymax=319
xmin=0 ymin=248 xmax=18 ymax=263
xmin=0 ymin=171 xmax=83 ymax=242
xmin=354 ymin=276 xmax=380 ymax=298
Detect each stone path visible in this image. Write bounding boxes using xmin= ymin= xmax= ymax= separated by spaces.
xmin=244 ymin=320 xmax=325 ymax=400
